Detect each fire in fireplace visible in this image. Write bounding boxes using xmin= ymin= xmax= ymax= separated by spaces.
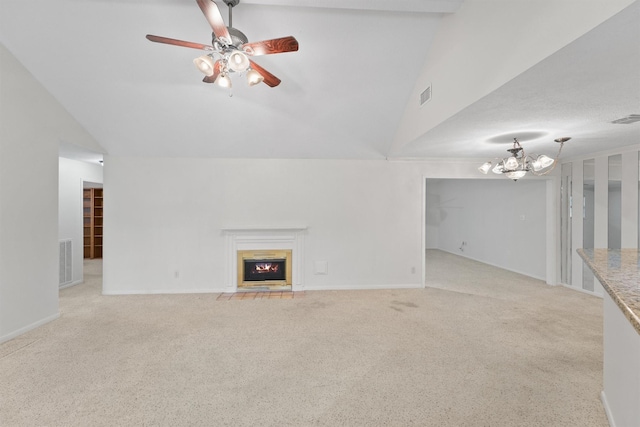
xmin=244 ymin=259 xmax=286 ymax=282
xmin=237 ymin=249 xmax=292 ymax=289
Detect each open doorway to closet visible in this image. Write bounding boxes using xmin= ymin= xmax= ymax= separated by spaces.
xmin=82 ymin=181 xmax=104 ymax=293
xmin=83 ymin=183 xmax=103 ymax=260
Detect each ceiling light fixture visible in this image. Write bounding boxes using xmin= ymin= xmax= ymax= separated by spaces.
xmin=478 ymin=137 xmax=570 ymax=181
xmin=193 ymin=55 xmax=216 ymax=76
xmin=215 ymin=72 xmax=232 ymax=88
xmin=228 ymin=51 xmax=250 ymax=72
xmin=246 ymin=68 xmax=264 ymax=86
xmin=147 ymin=0 xmax=299 ymax=93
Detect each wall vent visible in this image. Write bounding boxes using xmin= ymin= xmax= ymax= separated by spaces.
xmin=419 ymin=84 xmax=432 ymax=106
xmin=59 ymin=239 xmax=72 ymax=287
xmin=611 ymin=114 xmax=640 ymax=124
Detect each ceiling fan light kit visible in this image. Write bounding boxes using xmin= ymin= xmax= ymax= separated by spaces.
xmin=478 ymin=137 xmax=570 ymax=181
xmin=193 ymin=55 xmax=216 ymax=76
xmin=228 ymin=51 xmax=250 ymax=72
xmin=246 ymin=69 xmax=264 ymax=86
xmin=146 ymin=0 xmax=299 ymax=91
xmin=215 ymin=73 xmax=232 ymax=88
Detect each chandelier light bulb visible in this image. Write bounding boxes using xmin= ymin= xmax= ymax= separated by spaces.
xmin=228 ymin=51 xmax=250 ymax=72
xmin=193 ymin=55 xmax=216 ymax=76
xmin=504 ymin=156 xmax=519 ymax=171
xmin=531 ymin=159 xmax=542 ymax=172
xmin=536 ymin=155 xmax=555 ymax=169
xmin=246 ymin=69 xmax=264 ymax=86
xmin=478 ymin=162 xmax=492 ymax=174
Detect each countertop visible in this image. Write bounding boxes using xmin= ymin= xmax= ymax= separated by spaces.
xmin=578 ymin=248 xmax=640 ymax=335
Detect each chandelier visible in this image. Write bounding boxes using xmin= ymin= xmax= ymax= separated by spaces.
xmin=478 ymin=137 xmax=570 ymax=181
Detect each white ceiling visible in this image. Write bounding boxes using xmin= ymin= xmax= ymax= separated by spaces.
xmin=1 ymin=0 xmax=638 ymax=162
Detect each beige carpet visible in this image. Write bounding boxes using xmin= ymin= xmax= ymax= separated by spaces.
xmin=0 ymin=250 xmax=607 ymax=426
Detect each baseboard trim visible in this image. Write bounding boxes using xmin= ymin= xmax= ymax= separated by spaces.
xmin=59 ymin=279 xmax=83 ymax=290
xmin=0 ymin=312 xmax=60 ymax=344
xmin=102 ymin=289 xmax=225 ymax=296
xmin=437 ymin=249 xmax=546 ymax=282
xmin=302 ymin=283 xmax=423 ymax=292
xmin=559 ymin=283 xmax=604 ymax=298
xmin=103 ymin=283 xmax=423 ymax=295
xmin=601 ymin=390 xmax=616 ymax=427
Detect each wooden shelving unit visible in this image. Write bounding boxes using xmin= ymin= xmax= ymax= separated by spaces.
xmin=83 ymin=188 xmax=103 ymax=259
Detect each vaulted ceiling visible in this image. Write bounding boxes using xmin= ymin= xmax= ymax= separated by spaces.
xmin=1 ymin=0 xmax=638 ymax=163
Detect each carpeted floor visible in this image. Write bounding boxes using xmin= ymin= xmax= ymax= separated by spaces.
xmin=0 ymin=250 xmax=607 ymax=426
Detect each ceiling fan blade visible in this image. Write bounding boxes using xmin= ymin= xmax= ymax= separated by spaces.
xmin=146 ymin=34 xmax=213 ymax=51
xmin=242 ymin=36 xmax=299 ymax=56
xmin=196 ymin=0 xmax=232 ymax=44
xmin=202 ymin=60 xmax=222 ymax=83
xmin=249 ymin=60 xmax=281 ymax=87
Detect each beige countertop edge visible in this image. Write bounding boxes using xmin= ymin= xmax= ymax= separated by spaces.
xmin=577 ymin=248 xmax=640 ymax=336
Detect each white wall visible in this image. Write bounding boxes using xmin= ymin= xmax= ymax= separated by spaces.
xmin=426 ymin=178 xmax=547 ymax=280
xmin=103 ymin=157 xmax=429 ymax=294
xmin=602 ymin=292 xmax=640 ymax=427
xmin=0 ymin=44 xmax=99 ymax=342
xmin=58 ymin=158 xmax=103 ymax=287
xmin=425 ymin=179 xmax=440 ymax=249
xmin=0 ymin=44 xmax=100 ymax=342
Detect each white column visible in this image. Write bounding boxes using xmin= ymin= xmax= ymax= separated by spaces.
xmin=621 ymin=151 xmax=639 ymax=249
xmin=571 ymin=161 xmax=583 ymax=289
xmin=594 ymin=156 xmax=609 ymax=248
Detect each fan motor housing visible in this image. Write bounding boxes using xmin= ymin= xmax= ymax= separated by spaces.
xmin=213 ymin=27 xmax=248 ymax=48
xmin=228 ymin=27 xmax=249 ymax=46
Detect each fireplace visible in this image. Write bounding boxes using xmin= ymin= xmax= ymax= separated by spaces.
xmin=223 ymin=226 xmax=306 ymax=292
xmin=237 ymin=250 xmax=292 ymax=290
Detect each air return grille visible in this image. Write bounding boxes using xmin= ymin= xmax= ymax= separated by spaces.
xmin=419 ymin=84 xmax=432 ymax=106
xmin=611 ymin=114 xmax=640 ymax=124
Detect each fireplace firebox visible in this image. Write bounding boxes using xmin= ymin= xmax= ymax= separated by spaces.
xmin=237 ymin=250 xmax=292 ymax=290
xmin=244 ymin=259 xmax=286 ymax=282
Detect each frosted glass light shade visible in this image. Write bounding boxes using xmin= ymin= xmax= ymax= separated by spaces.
xmin=478 ymin=162 xmax=492 ymax=174
xmin=505 ymin=170 xmax=527 ymax=181
xmin=246 ymin=69 xmax=264 ymax=86
xmin=492 ymin=163 xmax=505 ymax=174
xmin=215 ymin=73 xmax=232 ymax=88
xmin=504 ymin=156 xmax=519 ymax=171
xmin=193 ymin=55 xmax=215 ymax=76
xmin=536 ymin=155 xmax=554 ymax=169
xmin=228 ymin=51 xmax=250 ymax=72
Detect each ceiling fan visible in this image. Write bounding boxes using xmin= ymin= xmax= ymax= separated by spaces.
xmin=146 ymin=0 xmax=299 ymax=88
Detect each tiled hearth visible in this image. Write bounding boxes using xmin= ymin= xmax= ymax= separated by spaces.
xmin=216 ymin=291 xmax=306 ymax=300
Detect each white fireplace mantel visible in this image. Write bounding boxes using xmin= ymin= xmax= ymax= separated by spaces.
xmin=222 ymin=227 xmax=307 ymax=291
